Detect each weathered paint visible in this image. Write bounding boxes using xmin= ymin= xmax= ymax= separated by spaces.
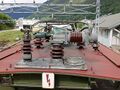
xmin=0 ymin=42 xmax=120 ymax=81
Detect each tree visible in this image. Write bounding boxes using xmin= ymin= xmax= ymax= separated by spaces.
xmin=0 ymin=13 xmax=15 ymax=30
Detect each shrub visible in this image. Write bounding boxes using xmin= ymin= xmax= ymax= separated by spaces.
xmin=0 ymin=13 xmax=15 ymax=30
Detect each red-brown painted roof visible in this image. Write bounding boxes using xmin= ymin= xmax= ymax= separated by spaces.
xmin=0 ymin=43 xmax=120 ymax=81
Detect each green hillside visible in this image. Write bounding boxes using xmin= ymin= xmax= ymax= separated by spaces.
xmin=47 ymin=0 xmax=120 ymax=15
xmin=45 ymin=0 xmax=90 ymax=4
xmin=45 ymin=0 xmax=120 ymax=14
xmin=28 ymin=0 xmax=120 ymax=20
xmin=101 ymin=0 xmax=120 ymax=15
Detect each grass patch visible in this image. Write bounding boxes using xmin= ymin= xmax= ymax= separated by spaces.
xmin=0 ymin=30 xmax=23 ymax=46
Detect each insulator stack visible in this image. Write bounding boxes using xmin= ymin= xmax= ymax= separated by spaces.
xmin=23 ymin=39 xmax=31 ymax=54
xmin=22 ymin=29 xmax=32 ymax=61
xmin=23 ymin=39 xmax=32 ymax=61
xmin=51 ymin=43 xmax=64 ymax=59
xmin=70 ymin=32 xmax=83 ymax=43
xmin=34 ymin=38 xmax=43 ymax=48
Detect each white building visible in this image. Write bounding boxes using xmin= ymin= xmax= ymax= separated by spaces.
xmin=98 ymin=13 xmax=120 ymax=49
xmin=16 ymin=18 xmax=39 ymax=29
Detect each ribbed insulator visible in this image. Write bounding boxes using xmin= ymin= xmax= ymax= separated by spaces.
xmin=22 ymin=29 xmax=32 ymax=61
xmin=34 ymin=38 xmax=43 ymax=48
xmin=22 ymin=38 xmax=32 ymax=61
xmin=51 ymin=43 xmax=64 ymax=59
xmin=70 ymin=32 xmax=83 ymax=43
xmin=23 ymin=39 xmax=31 ymax=51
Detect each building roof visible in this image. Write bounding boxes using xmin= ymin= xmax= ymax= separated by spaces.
xmin=99 ymin=13 xmax=120 ymax=29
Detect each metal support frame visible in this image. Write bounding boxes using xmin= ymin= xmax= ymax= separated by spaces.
xmin=0 ymin=3 xmax=96 ymax=14
xmin=0 ymin=0 xmax=100 ymax=30
xmin=95 ymin=0 xmax=100 ymax=34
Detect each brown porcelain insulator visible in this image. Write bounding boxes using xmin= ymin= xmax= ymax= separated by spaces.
xmin=51 ymin=43 xmax=64 ymax=59
xmin=70 ymin=32 xmax=83 ymax=43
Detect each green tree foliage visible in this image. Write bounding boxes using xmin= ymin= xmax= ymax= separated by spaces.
xmin=0 ymin=13 xmax=15 ymax=30
xmin=101 ymin=0 xmax=120 ymax=15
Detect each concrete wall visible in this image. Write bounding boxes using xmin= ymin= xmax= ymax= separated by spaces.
xmin=112 ymin=30 xmax=120 ymax=46
xmin=98 ymin=28 xmax=120 ymax=47
xmin=98 ymin=29 xmax=111 ymax=47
